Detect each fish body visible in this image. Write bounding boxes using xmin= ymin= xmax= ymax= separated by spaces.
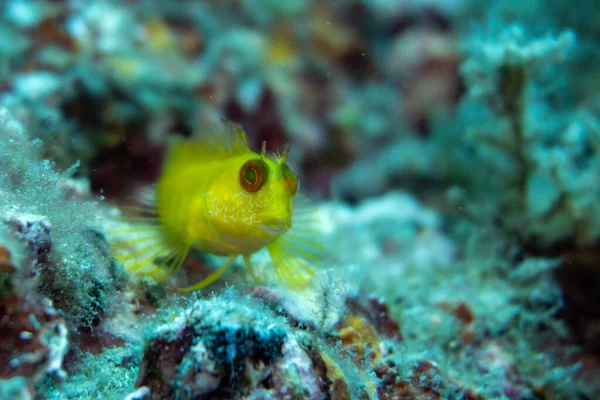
xmin=108 ymin=123 xmax=320 ymax=291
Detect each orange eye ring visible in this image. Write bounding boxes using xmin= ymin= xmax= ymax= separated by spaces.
xmin=281 ymin=164 xmax=298 ymax=196
xmin=240 ymin=159 xmax=267 ymax=192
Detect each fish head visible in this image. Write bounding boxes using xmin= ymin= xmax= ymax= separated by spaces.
xmin=205 ymin=152 xmax=299 ymax=251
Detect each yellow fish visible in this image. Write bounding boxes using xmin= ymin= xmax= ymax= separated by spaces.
xmin=108 ymin=123 xmax=322 ymax=291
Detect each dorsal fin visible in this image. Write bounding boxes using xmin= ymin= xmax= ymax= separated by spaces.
xmin=165 ymin=122 xmax=250 ymax=168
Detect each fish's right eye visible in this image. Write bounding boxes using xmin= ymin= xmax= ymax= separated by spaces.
xmin=281 ymin=164 xmax=298 ymax=196
xmin=240 ymin=159 xmax=267 ymax=192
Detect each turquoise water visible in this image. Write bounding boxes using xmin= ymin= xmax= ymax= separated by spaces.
xmin=0 ymin=1 xmax=598 ymax=399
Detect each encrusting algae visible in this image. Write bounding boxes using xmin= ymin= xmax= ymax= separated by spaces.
xmin=107 ymin=122 xmax=322 ymax=291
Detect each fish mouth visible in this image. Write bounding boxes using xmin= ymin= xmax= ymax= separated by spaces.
xmin=264 ymin=219 xmax=290 ymax=234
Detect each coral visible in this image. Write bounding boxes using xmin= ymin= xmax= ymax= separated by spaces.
xmin=135 ymin=291 xmax=329 ymax=399
xmin=0 ymin=218 xmax=68 ymax=396
xmin=448 ymin=25 xmax=600 ymax=249
xmin=0 ymin=0 xmax=470 ymax=199
xmin=0 ymin=111 xmax=590 ymax=399
xmin=0 ymin=294 xmax=67 ymax=382
xmin=134 ymin=285 xmax=486 ymax=399
xmin=386 ymin=20 xmax=461 ymax=131
xmin=38 ymin=345 xmax=140 ymax=400
xmin=0 ymin=377 xmax=33 ymax=400
xmin=0 ymin=108 xmax=122 ymax=331
xmin=310 ymin=192 xmax=587 ymax=398
xmin=0 ymin=1 xmax=598 ymax=399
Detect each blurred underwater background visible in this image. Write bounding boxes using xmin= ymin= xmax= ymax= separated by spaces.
xmin=1 ymin=0 xmax=600 ymax=399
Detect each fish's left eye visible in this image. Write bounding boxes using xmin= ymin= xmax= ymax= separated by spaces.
xmin=240 ymin=159 xmax=267 ymax=192
xmin=281 ymin=164 xmax=298 ymax=196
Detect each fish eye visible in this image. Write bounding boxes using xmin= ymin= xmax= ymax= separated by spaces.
xmin=281 ymin=164 xmax=298 ymax=196
xmin=240 ymin=159 xmax=267 ymax=192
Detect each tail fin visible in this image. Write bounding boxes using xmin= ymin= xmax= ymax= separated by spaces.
xmin=105 ymin=187 xmax=189 ymax=281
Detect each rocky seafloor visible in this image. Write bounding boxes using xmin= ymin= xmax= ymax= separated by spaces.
xmin=1 ymin=0 xmax=600 ymax=399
